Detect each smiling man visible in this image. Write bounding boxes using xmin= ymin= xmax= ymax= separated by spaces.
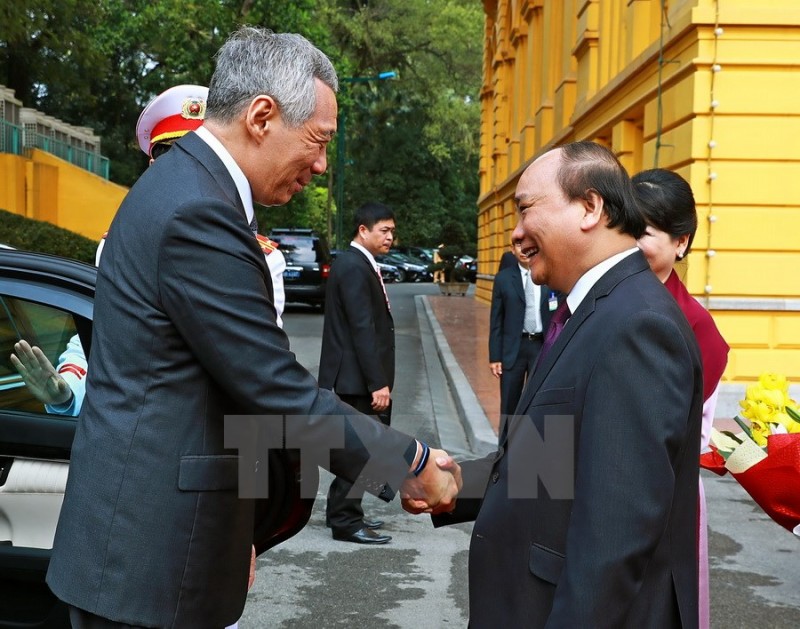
xmin=434 ymin=141 xmax=703 ymax=628
xmin=46 ymin=27 xmax=461 ymax=629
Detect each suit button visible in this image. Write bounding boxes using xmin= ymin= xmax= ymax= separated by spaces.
xmin=491 ymin=472 xmax=500 ymax=483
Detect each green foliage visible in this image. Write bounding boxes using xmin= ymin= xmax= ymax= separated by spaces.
xmin=255 ymin=183 xmax=332 ymax=238
xmin=0 ymin=209 xmax=97 ymax=263
xmin=0 ymin=0 xmax=483 ymax=249
xmin=325 ymin=0 xmax=482 ymax=247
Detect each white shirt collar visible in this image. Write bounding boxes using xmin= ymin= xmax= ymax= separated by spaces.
xmin=518 ymin=263 xmax=531 ymax=290
xmin=194 ymin=126 xmax=254 ymax=225
xmin=350 ymin=241 xmax=379 ymax=271
xmin=566 ymin=248 xmax=639 ymax=314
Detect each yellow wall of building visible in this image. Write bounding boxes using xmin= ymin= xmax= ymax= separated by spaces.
xmin=0 ymin=149 xmax=127 ymax=241
xmin=29 ymin=150 xmax=127 ymax=240
xmin=478 ymin=0 xmax=800 ymax=383
xmin=26 ymin=160 xmax=60 ymax=225
xmin=0 ymin=154 xmax=27 ymax=216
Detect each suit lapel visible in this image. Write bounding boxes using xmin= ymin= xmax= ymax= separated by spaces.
xmin=350 ymin=246 xmax=392 ymax=316
xmin=174 ymin=132 xmax=247 ymax=220
xmin=508 ymin=252 xmax=651 ymax=435
xmin=172 ymin=132 xmax=274 ymax=304
xmin=511 ymin=266 xmax=525 ymax=304
xmin=349 ymin=245 xmax=378 ymax=277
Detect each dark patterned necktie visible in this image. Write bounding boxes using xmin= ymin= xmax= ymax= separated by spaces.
xmin=535 ymin=300 xmax=571 ymax=368
xmin=248 ymin=214 xmax=258 ymax=236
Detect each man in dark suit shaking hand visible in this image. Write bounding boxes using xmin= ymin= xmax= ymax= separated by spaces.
xmin=434 ymin=141 xmax=703 ymax=628
xmin=46 ymin=27 xmax=461 ymax=629
xmin=319 ymin=202 xmax=397 ymax=544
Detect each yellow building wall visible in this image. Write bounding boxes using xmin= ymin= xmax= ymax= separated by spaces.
xmin=0 ymin=154 xmax=27 ymax=215
xmin=26 ymin=160 xmax=59 ymax=225
xmin=29 ymin=150 xmax=128 ymax=240
xmin=478 ymin=0 xmax=800 ymax=383
xmin=1 ymin=150 xmax=127 ymax=240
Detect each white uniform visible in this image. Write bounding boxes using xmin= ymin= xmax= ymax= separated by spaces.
xmin=255 ymin=234 xmax=286 ymax=328
xmin=45 ymin=334 xmax=87 ymax=415
xmin=49 ymin=233 xmax=286 ymax=416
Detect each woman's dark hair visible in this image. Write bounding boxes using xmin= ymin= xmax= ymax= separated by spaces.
xmin=631 ymin=168 xmax=698 ymax=255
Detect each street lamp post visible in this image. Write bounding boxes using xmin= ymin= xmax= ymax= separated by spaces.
xmin=334 ymin=71 xmax=396 ymax=249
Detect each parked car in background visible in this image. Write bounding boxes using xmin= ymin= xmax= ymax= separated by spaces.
xmin=330 ymin=249 xmax=401 ymax=283
xmin=456 ymin=255 xmax=478 ymax=283
xmin=377 ymin=261 xmax=402 ymax=283
xmin=393 ymin=246 xmax=434 ymax=265
xmin=376 ymin=252 xmax=432 ymax=283
xmin=268 ymin=228 xmax=331 ymax=309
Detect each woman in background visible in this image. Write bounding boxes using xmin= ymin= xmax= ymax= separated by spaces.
xmin=633 ymin=168 xmax=730 ymax=629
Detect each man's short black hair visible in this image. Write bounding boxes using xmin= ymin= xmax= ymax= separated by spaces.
xmin=150 ymin=141 xmax=173 ymax=161
xmin=352 ymin=202 xmax=395 ymax=238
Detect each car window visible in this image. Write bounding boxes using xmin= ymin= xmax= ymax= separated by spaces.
xmin=0 ymin=295 xmax=80 ymax=415
xmin=274 ymin=236 xmax=316 ymax=263
xmin=274 ymin=235 xmax=331 ymax=264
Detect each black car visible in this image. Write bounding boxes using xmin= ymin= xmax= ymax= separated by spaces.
xmin=393 ymin=246 xmax=434 ymax=265
xmin=375 ymin=253 xmax=432 ymax=283
xmin=0 ymin=250 xmax=90 ymax=627
xmin=269 ymin=228 xmax=332 ymax=309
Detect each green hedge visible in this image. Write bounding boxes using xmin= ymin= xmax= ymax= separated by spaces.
xmin=0 ymin=209 xmax=97 ymax=263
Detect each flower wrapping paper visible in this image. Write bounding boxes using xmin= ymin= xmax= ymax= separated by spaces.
xmin=701 ymin=433 xmax=800 ymax=534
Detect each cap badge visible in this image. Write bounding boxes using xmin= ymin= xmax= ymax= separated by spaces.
xmin=181 ymin=98 xmax=206 ymax=120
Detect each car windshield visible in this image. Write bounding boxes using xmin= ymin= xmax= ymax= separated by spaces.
xmin=275 ymin=236 xmax=323 ymax=263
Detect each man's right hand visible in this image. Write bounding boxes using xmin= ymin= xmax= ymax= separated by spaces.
xmin=400 ymin=448 xmax=462 ymax=515
xmin=489 ymin=362 xmax=503 ymax=378
xmin=370 ymin=386 xmax=391 ymax=412
xmin=10 ymin=340 xmax=73 ymax=406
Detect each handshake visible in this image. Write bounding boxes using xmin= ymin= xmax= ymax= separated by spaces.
xmin=400 ymin=443 xmax=462 ymax=515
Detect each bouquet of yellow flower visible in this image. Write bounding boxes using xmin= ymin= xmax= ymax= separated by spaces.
xmin=700 ymin=373 xmax=800 ymax=536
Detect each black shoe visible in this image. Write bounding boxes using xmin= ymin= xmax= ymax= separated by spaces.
xmin=332 ymin=527 xmax=391 ymax=545
xmin=363 ymin=518 xmax=384 ymax=530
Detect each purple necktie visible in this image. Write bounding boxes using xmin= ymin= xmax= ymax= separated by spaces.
xmin=535 ymin=300 xmax=571 ymax=368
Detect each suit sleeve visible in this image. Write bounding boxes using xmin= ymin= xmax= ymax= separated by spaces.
xmin=431 ymin=452 xmax=497 ymax=526
xmin=547 ymin=310 xmax=699 ymax=627
xmin=157 ymin=200 xmax=415 ymax=498
xmin=489 ymin=274 xmax=505 ymax=363
xmin=335 ymin=260 xmax=390 ymax=392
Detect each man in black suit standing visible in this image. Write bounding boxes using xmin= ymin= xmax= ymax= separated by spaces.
xmin=433 ymin=141 xmax=703 ymax=628
xmin=46 ymin=27 xmax=461 ymax=629
xmin=319 ymin=202 xmax=397 ymax=545
xmin=489 ymin=241 xmax=557 ymax=428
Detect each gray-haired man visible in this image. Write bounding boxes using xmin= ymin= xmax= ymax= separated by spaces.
xmin=46 ymin=27 xmax=460 ymax=629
